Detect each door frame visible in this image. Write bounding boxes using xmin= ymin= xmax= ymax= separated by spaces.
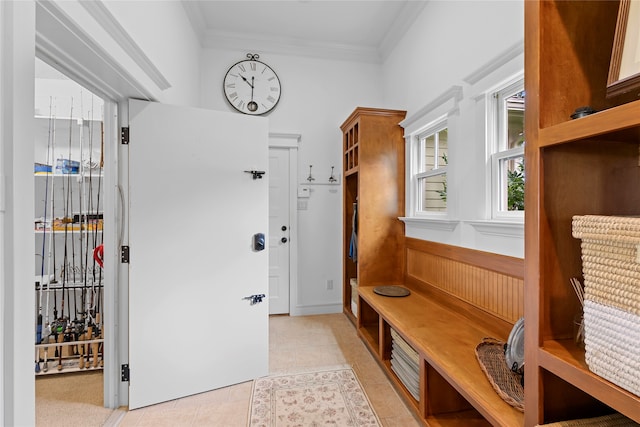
xmin=268 ymin=133 xmax=299 ymax=316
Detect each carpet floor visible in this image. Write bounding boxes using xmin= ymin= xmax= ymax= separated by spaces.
xmin=248 ymin=367 xmax=381 ymax=426
xmin=36 ymin=370 xmax=117 ymax=427
xmin=36 ymin=314 xmax=418 ymax=426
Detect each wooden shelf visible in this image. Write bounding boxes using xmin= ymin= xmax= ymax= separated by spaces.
xmin=539 ymin=341 xmax=640 ymax=422
xmin=538 ymin=99 xmax=640 ymax=147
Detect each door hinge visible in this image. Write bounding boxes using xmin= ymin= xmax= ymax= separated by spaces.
xmin=121 ymin=364 xmax=130 ymax=382
xmin=121 ymin=246 xmax=130 ymax=263
xmin=121 ymin=127 xmax=129 ymax=145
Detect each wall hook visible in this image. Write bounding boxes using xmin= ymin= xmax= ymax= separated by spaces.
xmin=307 ymin=165 xmax=315 ymax=182
xmin=329 ymin=166 xmax=337 ymax=183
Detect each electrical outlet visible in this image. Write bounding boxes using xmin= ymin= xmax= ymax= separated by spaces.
xmin=326 ymin=279 xmax=333 ymax=290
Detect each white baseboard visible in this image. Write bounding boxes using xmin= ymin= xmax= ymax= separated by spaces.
xmin=290 ymin=303 xmax=342 ymax=316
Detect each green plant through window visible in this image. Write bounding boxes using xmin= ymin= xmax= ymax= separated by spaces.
xmin=507 ymin=159 xmax=524 ymax=210
xmin=435 ymin=153 xmax=448 ymax=202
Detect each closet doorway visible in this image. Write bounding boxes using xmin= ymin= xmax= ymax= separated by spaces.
xmin=34 ymin=58 xmax=115 ymax=424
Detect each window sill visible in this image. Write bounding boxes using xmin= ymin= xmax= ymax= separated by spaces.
xmin=466 ymin=220 xmax=524 ymax=238
xmin=399 ymin=217 xmax=459 ymax=231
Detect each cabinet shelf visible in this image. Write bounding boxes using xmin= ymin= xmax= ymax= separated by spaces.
xmin=539 ymin=99 xmax=640 ymax=147
xmin=344 ymin=166 xmax=358 ymax=177
xmin=539 ymin=340 xmax=640 ymax=421
xmin=35 ymin=172 xmax=103 ymax=178
xmin=35 ymin=229 xmax=103 ymax=234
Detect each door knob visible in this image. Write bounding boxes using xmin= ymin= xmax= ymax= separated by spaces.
xmin=281 ymin=225 xmax=287 ymax=231
xmin=281 ymin=237 xmax=288 ymax=243
xmin=244 ymin=294 xmax=266 ymax=305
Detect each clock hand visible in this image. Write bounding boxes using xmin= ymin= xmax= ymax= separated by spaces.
xmin=240 ymin=74 xmax=254 ymax=89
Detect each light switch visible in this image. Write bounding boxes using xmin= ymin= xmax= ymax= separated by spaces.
xmin=298 ymin=185 xmax=310 ymax=198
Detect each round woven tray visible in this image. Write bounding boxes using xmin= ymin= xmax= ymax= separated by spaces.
xmin=475 ymin=337 xmax=524 ymax=412
xmin=373 ymin=286 xmax=410 ymax=297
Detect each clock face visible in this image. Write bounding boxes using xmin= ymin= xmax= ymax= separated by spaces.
xmin=223 ymin=59 xmax=281 ymax=115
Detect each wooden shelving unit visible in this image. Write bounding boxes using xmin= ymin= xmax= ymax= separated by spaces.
xmin=524 ymin=1 xmax=640 ymax=425
xmin=341 ymin=107 xmax=406 ymax=323
xmin=358 ymin=286 xmax=524 ymax=427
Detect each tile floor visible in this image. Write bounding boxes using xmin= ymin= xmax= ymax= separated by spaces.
xmin=116 ymin=313 xmax=420 ymax=426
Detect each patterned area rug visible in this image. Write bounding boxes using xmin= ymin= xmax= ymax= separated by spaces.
xmin=247 ymin=367 xmax=381 ymax=426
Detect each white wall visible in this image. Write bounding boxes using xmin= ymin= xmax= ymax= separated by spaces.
xmin=202 ymin=50 xmax=384 ymax=314
xmin=382 ymin=0 xmax=525 ymax=258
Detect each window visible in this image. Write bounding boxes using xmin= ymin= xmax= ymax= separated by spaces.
xmin=401 ymin=85 xmax=461 ymax=223
xmin=416 ymin=122 xmax=448 ymax=213
xmin=490 ymin=79 xmax=524 ymax=218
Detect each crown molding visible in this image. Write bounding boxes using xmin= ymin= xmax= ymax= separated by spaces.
xmin=203 ymin=29 xmax=381 ymax=63
xmin=180 ymin=0 xmax=425 ymax=64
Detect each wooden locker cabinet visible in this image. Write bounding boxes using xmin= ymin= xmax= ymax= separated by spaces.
xmin=341 ymin=107 xmax=406 ymax=323
xmin=525 ymin=1 xmax=640 ymax=425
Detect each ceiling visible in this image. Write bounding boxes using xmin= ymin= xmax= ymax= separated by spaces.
xmin=182 ymin=0 xmax=428 ymax=63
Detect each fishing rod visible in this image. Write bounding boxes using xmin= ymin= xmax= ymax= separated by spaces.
xmin=36 ymin=98 xmax=54 ymax=373
xmin=84 ymin=105 xmax=94 ymax=327
xmin=56 ymin=100 xmax=75 ymax=367
xmin=44 ymin=99 xmax=58 ymax=337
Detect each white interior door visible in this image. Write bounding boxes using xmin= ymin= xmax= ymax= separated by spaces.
xmin=268 ymin=148 xmax=290 ymax=314
xmin=127 ymin=99 xmax=269 ymax=409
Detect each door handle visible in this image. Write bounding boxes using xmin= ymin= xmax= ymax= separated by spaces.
xmin=244 ymin=294 xmax=266 ymax=305
xmin=281 ymin=237 xmax=288 ymax=243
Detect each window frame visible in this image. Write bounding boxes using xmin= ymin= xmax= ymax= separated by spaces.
xmin=487 ymin=76 xmax=525 ymax=220
xmin=411 ymin=117 xmax=449 ymax=217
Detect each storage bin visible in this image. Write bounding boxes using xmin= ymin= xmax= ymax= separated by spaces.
xmin=572 ymin=215 xmax=640 ymax=397
xmin=55 ymin=158 xmax=80 ymax=174
xmin=34 ymin=163 xmax=52 ymax=174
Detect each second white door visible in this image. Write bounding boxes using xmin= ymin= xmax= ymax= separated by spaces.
xmin=268 ymin=147 xmax=290 ymax=314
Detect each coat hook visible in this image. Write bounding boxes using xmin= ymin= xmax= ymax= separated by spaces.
xmin=307 ymin=165 xmax=315 ymax=182
xmin=329 ymin=166 xmax=337 ymax=183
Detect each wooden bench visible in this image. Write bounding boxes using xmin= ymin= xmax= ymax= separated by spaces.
xmin=356 ymin=238 xmax=525 ymax=426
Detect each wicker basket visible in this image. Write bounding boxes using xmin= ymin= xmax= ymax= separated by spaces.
xmin=572 ymin=215 xmax=640 ymax=397
xmin=536 ymin=413 xmax=640 ymax=426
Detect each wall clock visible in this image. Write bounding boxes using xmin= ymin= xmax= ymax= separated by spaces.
xmin=223 ymin=53 xmax=281 ymax=115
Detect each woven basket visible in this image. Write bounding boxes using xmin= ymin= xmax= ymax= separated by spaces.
xmin=475 ymin=338 xmax=524 ymax=412
xmin=572 ymin=215 xmax=640 ymax=397
xmin=536 ymin=413 xmax=640 ymax=426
